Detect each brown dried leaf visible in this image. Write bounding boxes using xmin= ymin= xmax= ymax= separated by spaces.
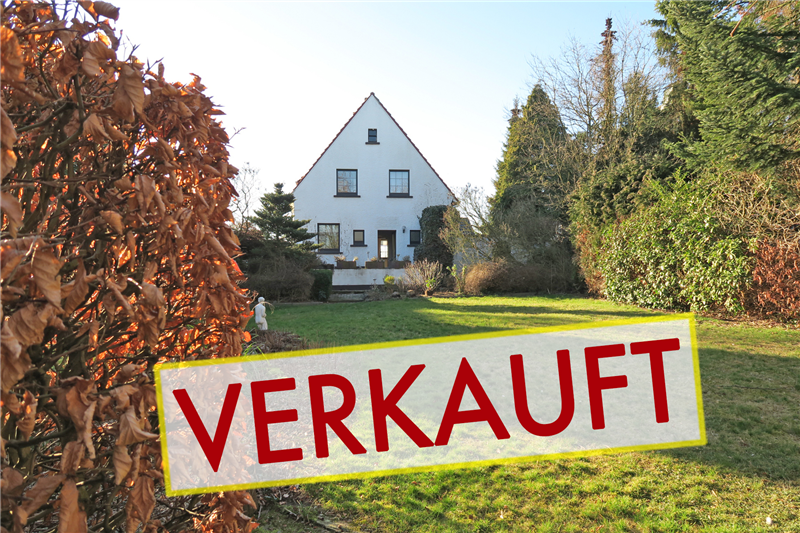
xmin=47 ymin=314 xmax=67 ymax=331
xmin=82 ymin=113 xmax=109 ymax=139
xmin=137 ymin=174 xmax=156 ymax=211
xmin=140 ymin=282 xmax=165 ymax=307
xmin=1 ymin=107 xmax=17 ymax=180
xmin=103 ymin=117 xmax=128 ymax=142
xmin=109 ymin=384 xmax=137 ymax=410
xmin=0 ymin=326 xmax=25 ymax=393
xmin=93 ymin=395 xmax=113 ymax=422
xmin=117 ymin=406 xmax=158 ymax=446
xmin=77 ymin=1 xmax=95 ymax=17
xmin=125 ymin=475 xmax=154 ymax=533
xmin=53 ymin=46 xmax=80 ymax=85
xmin=112 ymin=65 xmax=144 ymax=122
xmin=1 ymin=192 xmax=22 ymax=237
xmin=109 ymin=283 xmax=135 ymax=319
xmin=64 ymin=260 xmax=88 ymax=315
xmin=1 ymin=391 xmax=21 ymax=415
xmin=60 ymin=441 xmax=85 ymax=476
xmin=139 ymin=382 xmax=157 ymax=412
xmin=88 ymin=319 xmax=100 ymax=349
xmin=1 ymin=469 xmax=25 ymax=529
xmin=0 ymin=27 xmax=25 ymax=83
xmin=58 ymin=479 xmax=87 ymax=533
xmin=93 ymin=1 xmax=120 ymax=20
xmin=31 ymin=244 xmax=63 ymax=309
xmin=20 ymin=474 xmax=65 ymax=517
xmin=113 ymin=445 xmax=132 ymax=485
xmin=87 ymin=40 xmax=115 ymax=61
xmin=0 ymin=147 xmax=17 ymax=183
xmin=100 ymin=210 xmax=124 ymax=235
xmin=0 ymin=245 xmax=25 ymax=281
xmin=203 ymin=229 xmax=232 ymax=261
xmin=156 ymin=138 xmax=174 ymax=161
xmin=60 ymin=379 xmax=97 ymax=459
xmin=126 ymin=444 xmax=142 ymax=485
xmin=114 ymin=364 xmax=143 ymax=384
xmin=81 ymin=49 xmax=100 ymax=76
xmin=6 ymin=303 xmax=53 ymax=348
xmin=0 ymin=106 xmax=17 ymax=148
xmin=15 ymin=390 xmax=37 ymax=440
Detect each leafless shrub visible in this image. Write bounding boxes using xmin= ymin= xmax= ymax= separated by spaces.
xmin=400 ymin=259 xmax=444 ymax=295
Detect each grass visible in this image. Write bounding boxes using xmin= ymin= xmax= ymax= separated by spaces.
xmin=267 ymin=295 xmax=800 ymax=532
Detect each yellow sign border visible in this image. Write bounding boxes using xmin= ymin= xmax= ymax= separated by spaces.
xmin=155 ymin=313 xmax=705 ymax=497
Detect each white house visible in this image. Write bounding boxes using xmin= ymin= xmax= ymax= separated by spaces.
xmin=293 ymin=93 xmax=454 ymax=287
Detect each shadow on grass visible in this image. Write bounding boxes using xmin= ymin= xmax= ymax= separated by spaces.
xmin=661 ymin=345 xmax=800 ymax=481
xmin=273 ymin=295 xmax=670 ymax=350
xmin=420 ymin=300 xmax=662 ymax=320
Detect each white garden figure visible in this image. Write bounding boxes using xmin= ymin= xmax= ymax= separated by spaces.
xmin=254 ymin=297 xmax=268 ymax=331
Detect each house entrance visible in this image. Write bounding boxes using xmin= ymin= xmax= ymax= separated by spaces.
xmin=377 ymin=230 xmax=396 ymax=261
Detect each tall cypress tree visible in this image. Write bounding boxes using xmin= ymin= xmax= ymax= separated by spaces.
xmin=597 ymin=18 xmax=618 ymax=162
xmin=491 ymin=85 xmax=573 ymax=218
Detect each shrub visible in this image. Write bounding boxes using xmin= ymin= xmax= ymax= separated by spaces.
xmin=463 ymin=256 xmax=582 ymax=295
xmin=242 ymin=258 xmax=314 ymax=301
xmin=0 ymin=4 xmax=254 ymax=532
xmin=310 ymin=269 xmax=333 ymax=301
xmin=448 ymin=264 xmax=468 ymax=294
xmin=463 ymin=260 xmax=578 ymax=295
xmin=414 ymin=205 xmax=454 ymax=268
xmin=464 ymin=261 xmax=511 ymax=294
xmin=747 ymin=240 xmax=800 ymax=320
xmin=401 ymin=259 xmax=444 ymax=295
xmin=597 ymin=176 xmax=754 ymax=313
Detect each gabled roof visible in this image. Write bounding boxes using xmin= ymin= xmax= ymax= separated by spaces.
xmin=293 ymin=93 xmax=453 ymax=197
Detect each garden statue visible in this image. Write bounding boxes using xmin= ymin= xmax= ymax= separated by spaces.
xmin=254 ymin=297 xmax=269 ymax=331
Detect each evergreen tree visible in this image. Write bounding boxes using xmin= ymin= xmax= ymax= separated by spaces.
xmin=491 ymin=85 xmax=575 ymax=218
xmin=249 ymin=183 xmax=317 ymax=261
xmin=655 ymin=0 xmax=800 ymax=172
xmin=597 ymin=18 xmax=619 ymax=161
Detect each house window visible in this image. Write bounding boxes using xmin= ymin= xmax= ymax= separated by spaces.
xmin=336 ymin=169 xmax=357 ymax=195
xmin=367 ymin=129 xmax=378 ymax=143
xmin=318 ymin=223 xmax=340 ymax=252
xmin=389 ymin=170 xmax=409 ymax=196
xmin=409 ymin=230 xmax=421 ymax=246
xmin=353 ymin=229 xmax=365 ymax=246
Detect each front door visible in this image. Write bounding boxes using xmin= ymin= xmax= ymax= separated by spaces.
xmin=377 ymin=230 xmax=396 ymax=261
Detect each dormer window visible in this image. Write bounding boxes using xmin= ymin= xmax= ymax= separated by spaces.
xmin=367 ymin=129 xmax=378 ymax=144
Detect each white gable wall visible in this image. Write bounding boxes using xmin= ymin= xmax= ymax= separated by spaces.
xmin=293 ymin=95 xmax=453 ymax=266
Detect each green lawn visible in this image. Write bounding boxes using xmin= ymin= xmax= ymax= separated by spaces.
xmin=268 ymin=295 xmax=800 ymax=532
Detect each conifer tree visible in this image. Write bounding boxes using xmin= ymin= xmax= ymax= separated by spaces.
xmin=491 ymin=85 xmax=574 ymax=218
xmin=597 ymin=18 xmax=618 ymax=161
xmin=249 ymin=183 xmax=317 ymax=260
xmin=656 ymin=0 xmax=800 ymax=172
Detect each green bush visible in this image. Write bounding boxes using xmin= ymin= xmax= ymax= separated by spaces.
xmin=241 ymin=257 xmax=314 ymax=301
xmin=414 ymin=205 xmax=453 ymax=268
xmin=310 ymin=269 xmax=333 ymax=301
xmin=597 ymin=175 xmax=754 ymax=313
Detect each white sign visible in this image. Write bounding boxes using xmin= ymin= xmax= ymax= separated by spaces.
xmin=155 ymin=315 xmax=705 ymax=496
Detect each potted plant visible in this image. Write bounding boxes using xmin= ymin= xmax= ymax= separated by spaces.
xmin=335 ymin=254 xmax=356 ymax=269
xmin=388 ymin=254 xmax=406 ymax=269
xmin=365 ymin=256 xmax=387 ymax=269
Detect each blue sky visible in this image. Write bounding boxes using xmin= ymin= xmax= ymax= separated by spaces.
xmin=112 ymin=1 xmax=660 ymax=204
